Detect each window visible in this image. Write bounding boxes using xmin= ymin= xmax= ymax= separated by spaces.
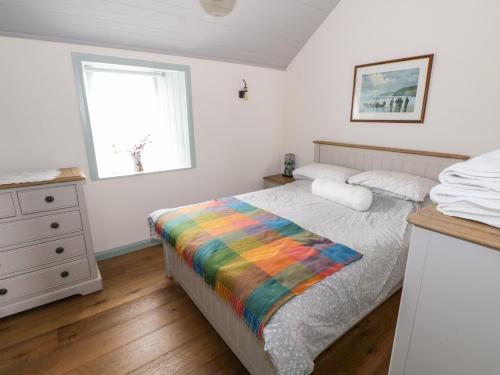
xmin=72 ymin=53 xmax=195 ymax=180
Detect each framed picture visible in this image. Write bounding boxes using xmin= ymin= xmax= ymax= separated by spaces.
xmin=350 ymin=54 xmax=433 ymax=123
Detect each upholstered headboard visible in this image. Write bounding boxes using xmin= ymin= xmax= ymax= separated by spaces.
xmin=313 ymin=141 xmax=469 ymax=181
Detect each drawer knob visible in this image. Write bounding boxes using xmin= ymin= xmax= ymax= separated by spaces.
xmin=45 ymin=196 xmax=55 ymax=203
xmin=61 ymin=271 xmax=69 ymax=278
xmin=0 ymin=288 xmax=7 ymax=296
xmin=55 ymin=247 xmax=65 ymax=254
xmin=50 ymin=222 xmax=60 ymax=229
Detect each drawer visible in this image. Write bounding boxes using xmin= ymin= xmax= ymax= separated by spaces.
xmin=0 ymin=193 xmax=16 ymax=219
xmin=18 ymin=185 xmax=78 ymax=214
xmin=0 ymin=258 xmax=90 ymax=305
xmin=0 ymin=235 xmax=87 ymax=276
xmin=0 ymin=211 xmax=82 ymax=248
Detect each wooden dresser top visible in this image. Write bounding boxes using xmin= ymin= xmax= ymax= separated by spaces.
xmin=263 ymin=174 xmax=295 ymax=185
xmin=408 ymin=205 xmax=500 ymax=251
xmin=0 ymin=168 xmax=86 ymax=190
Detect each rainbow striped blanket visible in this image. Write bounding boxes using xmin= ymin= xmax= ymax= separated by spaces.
xmin=155 ymin=197 xmax=362 ymax=336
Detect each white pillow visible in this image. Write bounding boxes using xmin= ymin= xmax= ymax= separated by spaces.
xmin=312 ymin=178 xmax=373 ymax=211
xmin=348 ymin=170 xmax=438 ymax=202
xmin=293 ymin=163 xmax=361 ymax=182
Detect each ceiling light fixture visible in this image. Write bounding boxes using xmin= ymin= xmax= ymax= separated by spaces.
xmin=199 ymin=0 xmax=236 ymax=17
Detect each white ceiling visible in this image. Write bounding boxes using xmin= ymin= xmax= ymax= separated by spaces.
xmin=0 ymin=0 xmax=341 ymax=69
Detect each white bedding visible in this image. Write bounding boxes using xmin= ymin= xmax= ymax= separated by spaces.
xmin=236 ymin=180 xmax=421 ymax=375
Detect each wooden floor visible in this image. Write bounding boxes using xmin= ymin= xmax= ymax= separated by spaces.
xmin=0 ymin=245 xmax=401 ymax=375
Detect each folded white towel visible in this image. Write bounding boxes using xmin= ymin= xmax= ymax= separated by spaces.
xmin=436 ymin=203 xmax=500 ymax=228
xmin=430 ymin=149 xmax=500 ymax=227
xmin=439 ymin=149 xmax=500 ymax=192
xmin=430 ymin=184 xmax=500 ymax=211
xmin=312 ymin=178 xmax=373 ymax=211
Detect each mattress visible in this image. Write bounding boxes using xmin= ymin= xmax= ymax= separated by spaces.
xmin=235 ymin=180 xmax=421 ymax=375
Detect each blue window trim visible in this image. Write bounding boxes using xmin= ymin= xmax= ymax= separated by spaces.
xmin=71 ymin=52 xmax=196 ymax=181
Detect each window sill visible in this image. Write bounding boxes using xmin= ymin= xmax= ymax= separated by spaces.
xmin=91 ymin=165 xmax=195 ymax=181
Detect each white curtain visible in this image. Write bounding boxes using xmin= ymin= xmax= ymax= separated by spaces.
xmin=155 ymin=70 xmax=191 ymax=168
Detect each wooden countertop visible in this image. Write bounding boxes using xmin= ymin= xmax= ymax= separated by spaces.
xmin=0 ymin=167 xmax=86 ymax=190
xmin=408 ymin=205 xmax=500 ymax=251
xmin=263 ymin=174 xmax=295 ymax=185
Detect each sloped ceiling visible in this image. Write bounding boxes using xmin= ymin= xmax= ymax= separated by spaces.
xmin=0 ymin=0 xmax=341 ymax=69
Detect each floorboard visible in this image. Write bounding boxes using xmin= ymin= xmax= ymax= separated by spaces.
xmin=0 ymin=245 xmax=401 ymax=375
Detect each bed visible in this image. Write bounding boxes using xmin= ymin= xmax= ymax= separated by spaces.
xmin=152 ymin=141 xmax=467 ymax=375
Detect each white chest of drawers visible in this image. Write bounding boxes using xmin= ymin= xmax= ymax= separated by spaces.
xmin=0 ymin=168 xmax=102 ymax=318
xmin=389 ymin=205 xmax=500 ymax=375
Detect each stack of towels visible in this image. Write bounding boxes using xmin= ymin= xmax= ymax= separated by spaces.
xmin=430 ymin=149 xmax=500 ymax=228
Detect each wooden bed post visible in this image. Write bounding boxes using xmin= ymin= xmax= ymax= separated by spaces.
xmin=314 ymin=142 xmax=321 ymax=163
xmin=162 ymin=240 xmax=173 ymax=278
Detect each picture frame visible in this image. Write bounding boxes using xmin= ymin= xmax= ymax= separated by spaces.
xmin=350 ymin=54 xmax=433 ymax=123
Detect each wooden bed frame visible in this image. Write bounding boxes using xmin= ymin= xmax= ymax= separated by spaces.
xmin=161 ymin=141 xmax=469 ymax=375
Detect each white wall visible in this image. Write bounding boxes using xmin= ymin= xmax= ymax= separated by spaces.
xmin=285 ymin=0 xmax=500 ymax=165
xmin=2 ymin=0 xmax=499 ymax=252
xmin=0 ymin=36 xmax=285 ymax=253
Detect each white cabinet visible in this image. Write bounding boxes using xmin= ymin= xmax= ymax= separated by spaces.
xmin=0 ymin=168 xmax=102 ymax=317
xmin=389 ymin=206 xmax=500 ymax=375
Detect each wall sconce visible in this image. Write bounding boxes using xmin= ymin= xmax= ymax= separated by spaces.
xmin=239 ymin=79 xmax=248 ymax=100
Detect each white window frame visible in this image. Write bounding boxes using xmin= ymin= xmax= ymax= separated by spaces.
xmin=71 ymin=52 xmax=196 ymax=180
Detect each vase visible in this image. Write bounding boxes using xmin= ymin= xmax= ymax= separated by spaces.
xmin=131 ymin=155 xmax=144 ymax=172
xmin=283 ymin=153 xmax=295 ymax=177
